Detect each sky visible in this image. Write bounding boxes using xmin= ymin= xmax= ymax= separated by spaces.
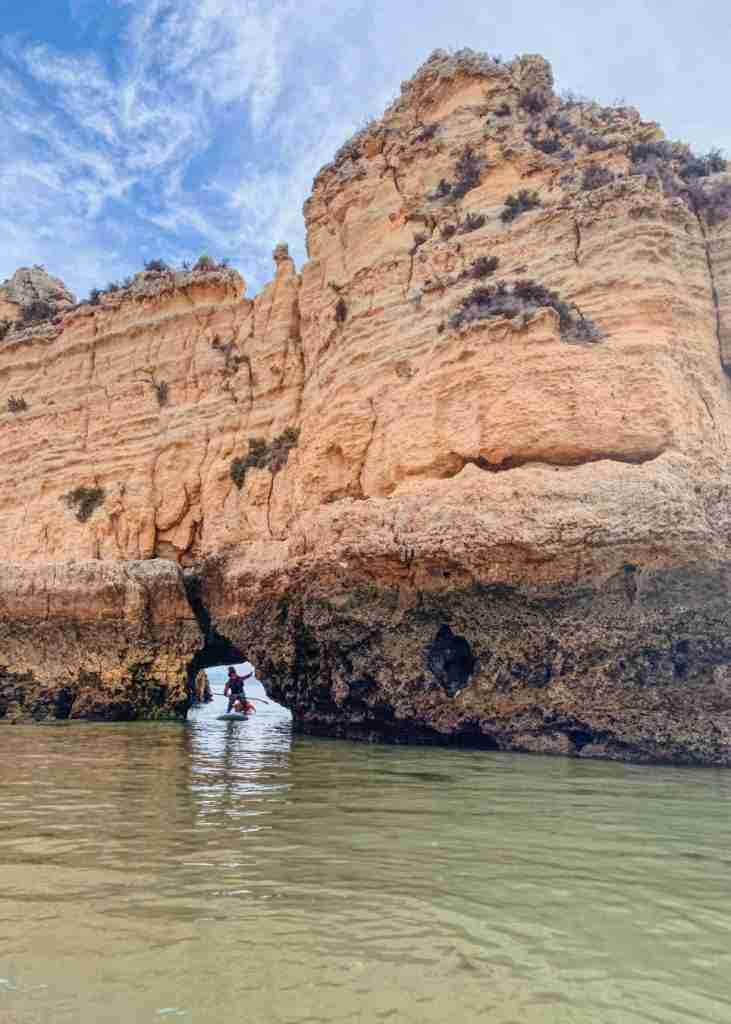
xmin=0 ymin=0 xmax=728 ymax=300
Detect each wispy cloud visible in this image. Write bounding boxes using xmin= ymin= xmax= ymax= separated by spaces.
xmin=0 ymin=0 xmax=729 ymax=299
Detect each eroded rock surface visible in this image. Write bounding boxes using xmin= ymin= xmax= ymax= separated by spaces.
xmin=2 ymin=49 xmax=731 ymax=757
xmin=0 ymin=561 xmax=196 ymax=721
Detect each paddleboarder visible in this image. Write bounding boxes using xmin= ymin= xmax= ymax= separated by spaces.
xmin=224 ymin=665 xmax=253 ymax=712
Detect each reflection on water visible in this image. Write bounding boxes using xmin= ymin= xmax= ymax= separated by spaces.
xmin=2 ymin=687 xmax=731 ymax=1023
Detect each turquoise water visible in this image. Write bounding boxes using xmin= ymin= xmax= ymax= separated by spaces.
xmin=1 ymin=691 xmax=731 ymax=1023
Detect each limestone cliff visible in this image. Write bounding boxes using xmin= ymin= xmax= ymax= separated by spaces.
xmin=2 ymin=49 xmax=731 ymax=761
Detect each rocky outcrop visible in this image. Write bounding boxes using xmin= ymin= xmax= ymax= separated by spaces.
xmin=2 ymin=49 xmax=731 ymax=759
xmin=0 ymin=560 xmax=196 ymax=721
xmin=0 ymin=266 xmax=75 ymax=325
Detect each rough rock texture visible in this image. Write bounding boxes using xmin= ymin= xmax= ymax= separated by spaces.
xmin=0 ymin=560 xmax=196 ymax=721
xmin=2 ymin=49 xmax=731 ymax=758
xmin=0 ymin=266 xmax=75 ymax=323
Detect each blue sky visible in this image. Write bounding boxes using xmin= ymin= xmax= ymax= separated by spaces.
xmin=1 ymin=0 xmax=728 ymax=300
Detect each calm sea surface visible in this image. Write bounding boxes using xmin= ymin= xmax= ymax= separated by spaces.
xmin=1 ymin=688 xmax=731 ymax=1023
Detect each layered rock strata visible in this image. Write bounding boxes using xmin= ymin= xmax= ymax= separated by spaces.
xmin=2 ymin=50 xmax=731 ymax=760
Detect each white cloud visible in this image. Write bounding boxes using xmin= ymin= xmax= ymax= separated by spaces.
xmin=0 ymin=0 xmax=729 ymax=299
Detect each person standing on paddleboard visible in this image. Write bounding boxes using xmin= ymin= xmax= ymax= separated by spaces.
xmin=224 ymin=665 xmax=253 ymax=712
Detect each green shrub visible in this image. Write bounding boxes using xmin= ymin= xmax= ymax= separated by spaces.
xmin=63 ymin=486 xmax=105 ymax=523
xmin=500 ymin=190 xmax=541 ymax=223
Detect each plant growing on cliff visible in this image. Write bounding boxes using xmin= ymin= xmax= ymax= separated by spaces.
xmin=466 ymin=255 xmax=499 ymax=279
xmin=494 ymin=102 xmax=511 ymax=117
xmin=457 ymin=212 xmax=486 ymax=234
xmin=429 ymin=178 xmax=452 ymax=200
xmin=334 ymin=297 xmax=348 ymax=324
xmin=532 ymin=136 xmax=565 ymax=156
xmin=144 ymin=259 xmax=169 ymax=273
xmin=684 ymin=179 xmax=731 ymax=226
xmin=20 ymin=300 xmax=55 ymax=324
xmin=7 ymin=395 xmax=27 ymax=413
xmin=88 ymin=288 xmax=102 ymax=306
xmin=451 ymin=145 xmax=483 ymax=199
xmin=500 ymin=190 xmax=541 ymax=223
xmin=519 ymin=90 xmax=549 ymax=114
xmin=449 ymin=277 xmax=604 ymax=343
xmin=414 ymin=122 xmax=438 ymax=143
xmin=0 ymin=319 xmax=11 ymax=342
xmin=63 ymin=485 xmax=105 ymax=523
xmin=581 ymin=164 xmax=614 ymax=190
xmin=678 ymin=148 xmax=726 ymax=181
xmin=230 ymin=428 xmax=301 ymax=489
xmin=193 ymin=254 xmax=228 ymax=272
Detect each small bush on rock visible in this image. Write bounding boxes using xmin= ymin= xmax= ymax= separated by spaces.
xmin=520 ymin=90 xmax=549 ymax=114
xmin=7 ymin=395 xmax=28 ymax=413
xmin=582 ymin=164 xmax=614 ymax=190
xmin=451 ymin=145 xmax=483 ymax=198
xmin=230 ymin=428 xmax=301 ymax=489
xmin=414 ymin=123 xmax=438 ymax=143
xmin=678 ymin=148 xmax=726 ymax=181
xmin=457 ymin=212 xmax=486 ymax=234
xmin=533 ymin=136 xmax=564 ymax=155
xmin=449 ymin=277 xmax=604 ymax=343
xmin=501 ymin=190 xmax=541 ymax=223
xmin=144 ymin=259 xmax=169 ymax=273
xmin=63 ymin=485 xmax=105 ymax=523
xmin=21 ymin=300 xmax=55 ymax=324
xmin=335 ymin=297 xmax=348 ymax=323
xmin=430 ymin=178 xmax=452 ymax=200
xmin=467 ymin=256 xmax=499 ymax=279
xmin=684 ymin=179 xmax=731 ymax=225
xmin=0 ymin=319 xmax=11 ymax=342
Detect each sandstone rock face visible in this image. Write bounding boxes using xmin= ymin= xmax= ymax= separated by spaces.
xmin=2 ymin=50 xmax=731 ymax=759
